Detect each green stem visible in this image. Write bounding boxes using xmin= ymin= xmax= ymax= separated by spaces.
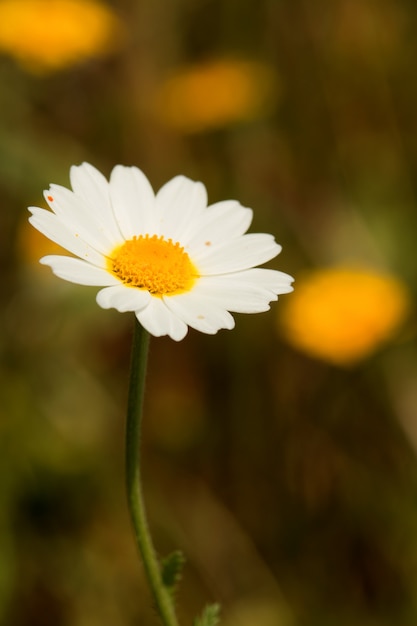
xmin=126 ymin=318 xmax=179 ymax=626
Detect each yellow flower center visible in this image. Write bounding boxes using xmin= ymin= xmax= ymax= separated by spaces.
xmin=109 ymin=235 xmax=198 ymax=296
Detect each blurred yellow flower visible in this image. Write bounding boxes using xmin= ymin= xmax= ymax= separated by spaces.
xmin=0 ymin=0 xmax=124 ymax=73
xmin=153 ymin=58 xmax=278 ymax=133
xmin=280 ymin=267 xmax=410 ymax=366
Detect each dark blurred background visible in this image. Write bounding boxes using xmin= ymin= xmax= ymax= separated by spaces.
xmin=1 ymin=1 xmax=417 ymax=625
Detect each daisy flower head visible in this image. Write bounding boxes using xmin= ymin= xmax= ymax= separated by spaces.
xmin=28 ymin=163 xmax=294 ymax=341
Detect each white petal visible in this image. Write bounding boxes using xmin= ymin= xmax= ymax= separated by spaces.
xmin=45 ymin=184 xmax=118 ymax=254
xmin=40 ymin=255 xmax=119 ymax=286
xmin=191 ymin=281 xmax=274 ymax=313
xmin=156 ymin=175 xmax=208 ymax=242
xmin=185 ymin=200 xmax=253 ymax=250
xmin=28 ymin=208 xmax=106 ymax=267
xmin=96 ymin=285 xmax=151 ymax=312
xmin=69 ymin=162 xmax=123 ymax=242
xmin=109 ymin=165 xmax=156 ymax=239
xmin=194 ymin=233 xmax=281 ymax=274
xmin=136 ymin=298 xmax=188 ymax=341
xmin=164 ymin=292 xmax=235 ymax=334
xmin=238 ymin=268 xmax=295 ymax=292
xmin=191 ymin=269 xmax=294 ymax=313
xmin=215 ymin=267 xmax=294 ymax=295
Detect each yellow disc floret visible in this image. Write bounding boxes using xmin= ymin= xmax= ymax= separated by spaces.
xmin=109 ymin=234 xmax=198 ymax=296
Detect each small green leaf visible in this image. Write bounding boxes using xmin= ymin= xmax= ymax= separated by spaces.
xmin=193 ymin=603 xmax=221 ymax=626
xmin=161 ymin=550 xmax=186 ymax=593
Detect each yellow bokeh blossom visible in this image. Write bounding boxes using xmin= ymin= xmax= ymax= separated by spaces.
xmin=153 ymin=58 xmax=278 ymax=133
xmin=0 ymin=0 xmax=124 ymax=73
xmin=280 ymin=267 xmax=410 ymax=366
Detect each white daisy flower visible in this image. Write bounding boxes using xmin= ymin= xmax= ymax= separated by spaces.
xmin=28 ymin=163 xmax=294 ymax=341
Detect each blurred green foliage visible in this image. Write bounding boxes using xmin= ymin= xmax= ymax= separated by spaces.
xmin=1 ymin=0 xmax=417 ymax=625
